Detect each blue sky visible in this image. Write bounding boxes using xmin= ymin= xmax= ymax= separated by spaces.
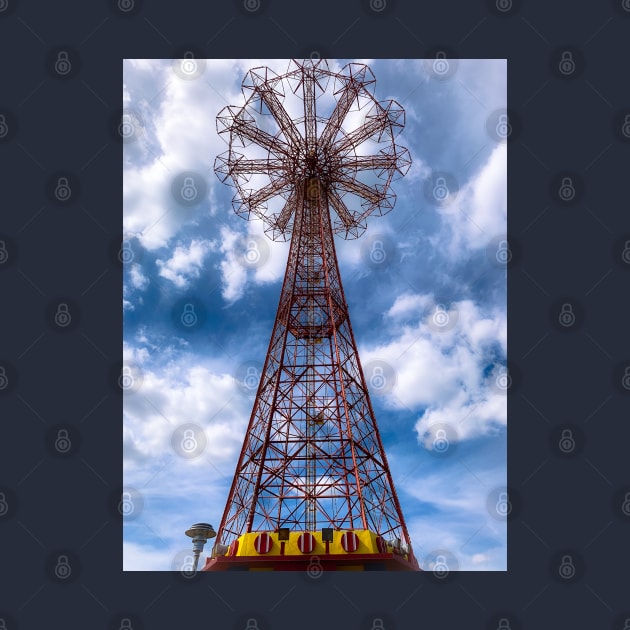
xmin=122 ymin=58 xmax=507 ymax=571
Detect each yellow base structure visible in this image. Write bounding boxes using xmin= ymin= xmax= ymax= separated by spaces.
xmin=203 ymin=529 xmax=419 ymax=572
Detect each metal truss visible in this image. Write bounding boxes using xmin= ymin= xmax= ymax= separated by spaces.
xmin=213 ymin=59 xmax=415 ymax=557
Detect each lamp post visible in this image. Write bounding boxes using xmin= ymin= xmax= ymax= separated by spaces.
xmin=184 ymin=522 xmax=216 ymax=573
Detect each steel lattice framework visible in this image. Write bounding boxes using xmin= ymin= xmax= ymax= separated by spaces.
xmin=213 ymin=59 xmax=415 ymax=560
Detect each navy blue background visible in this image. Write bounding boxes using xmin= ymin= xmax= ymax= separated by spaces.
xmin=1 ymin=0 xmax=629 ymax=628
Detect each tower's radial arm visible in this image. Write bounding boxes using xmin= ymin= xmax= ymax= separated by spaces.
xmin=215 ymin=59 xmax=411 ymax=241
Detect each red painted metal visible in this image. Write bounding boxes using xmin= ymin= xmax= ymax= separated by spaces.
xmin=340 ymin=532 xmax=360 ymax=552
xmin=211 ymin=59 xmax=418 ymax=571
xmin=297 ymin=532 xmax=316 ymax=553
xmin=376 ymin=536 xmax=388 ymax=554
xmin=254 ymin=533 xmax=273 ymax=554
xmin=227 ymin=539 xmax=239 ymax=557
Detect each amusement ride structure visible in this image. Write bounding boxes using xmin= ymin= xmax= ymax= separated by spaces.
xmin=189 ymin=59 xmax=418 ymax=571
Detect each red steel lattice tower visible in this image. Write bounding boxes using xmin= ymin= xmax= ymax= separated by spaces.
xmin=205 ymin=59 xmax=417 ymax=571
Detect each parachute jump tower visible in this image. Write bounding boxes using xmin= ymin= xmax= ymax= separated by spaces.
xmin=203 ymin=59 xmax=418 ymax=571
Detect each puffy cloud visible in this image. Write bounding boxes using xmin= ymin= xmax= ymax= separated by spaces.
xmin=361 ymin=295 xmax=506 ymax=443
xmin=217 ymin=222 xmax=290 ymax=304
xmin=122 ymin=59 xmax=239 ymax=251
xmin=217 ymin=225 xmax=248 ymax=303
xmin=123 ymin=360 xmax=249 ymax=471
xmin=439 ymin=136 xmax=507 ymax=259
xmin=128 ymin=263 xmax=149 ymax=291
xmin=156 ymin=238 xmax=214 ymax=289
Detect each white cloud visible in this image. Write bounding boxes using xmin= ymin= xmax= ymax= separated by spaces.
xmin=217 ymin=225 xmax=248 ymax=303
xmin=440 ymin=136 xmax=507 ymax=258
xmin=216 ymin=222 xmax=290 ymax=304
xmin=123 ymin=361 xmax=249 ymax=471
xmin=124 ymin=541 xmax=176 ymax=571
xmin=123 ymin=59 xmax=240 ymax=251
xmin=128 ymin=263 xmax=149 ymax=291
xmin=386 ymin=293 xmax=433 ymax=320
xmin=400 ymin=461 xmax=506 ymax=570
xmin=361 ymin=295 xmax=506 ymax=443
xmin=156 ymin=238 xmax=214 ymax=289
